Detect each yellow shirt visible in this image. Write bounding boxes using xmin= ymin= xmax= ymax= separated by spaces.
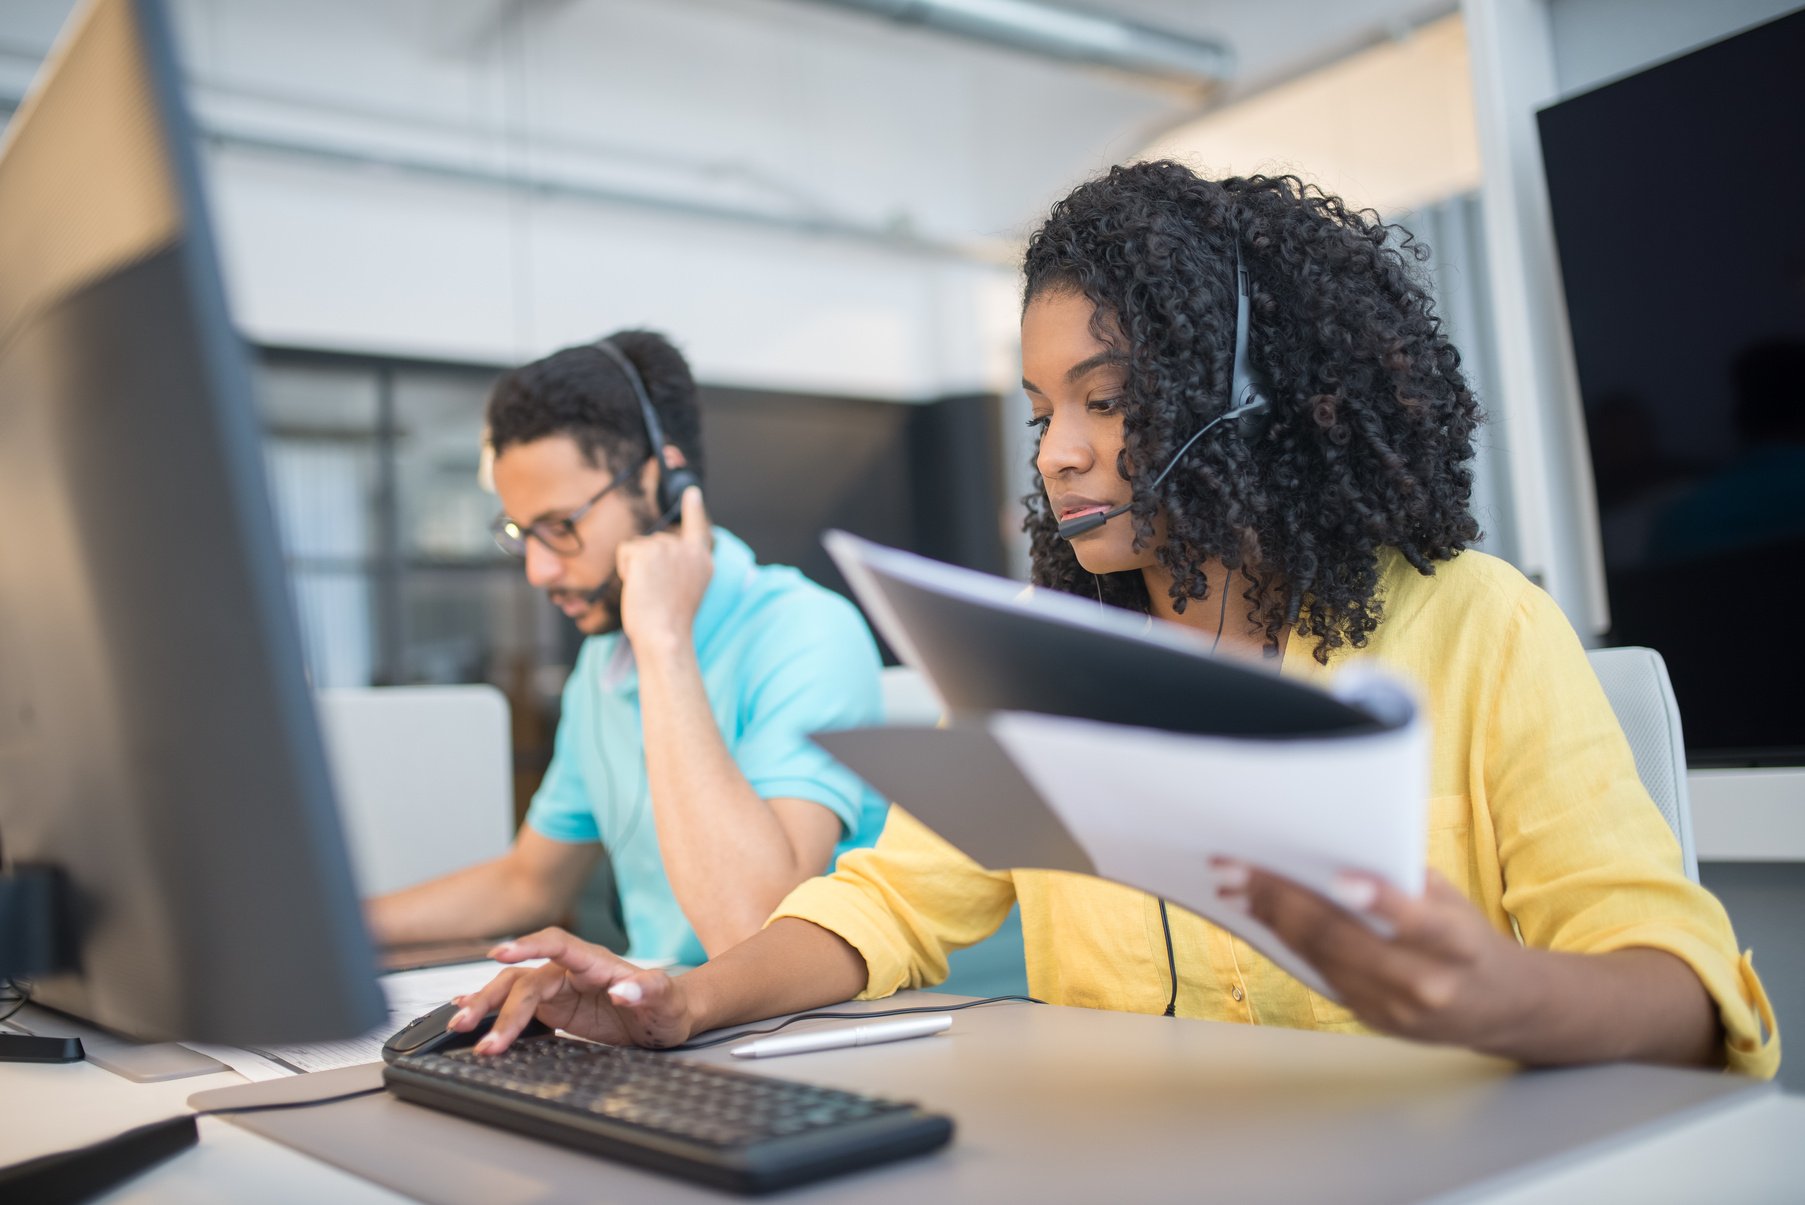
xmin=773 ymin=549 xmax=1780 ymax=1078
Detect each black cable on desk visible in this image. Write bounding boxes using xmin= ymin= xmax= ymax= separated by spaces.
xmin=191 ymin=1086 xmax=389 ymax=1118
xmin=0 ymin=977 xmax=30 ymax=1026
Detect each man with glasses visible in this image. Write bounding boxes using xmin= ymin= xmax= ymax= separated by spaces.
xmin=367 ymin=331 xmax=889 ymax=966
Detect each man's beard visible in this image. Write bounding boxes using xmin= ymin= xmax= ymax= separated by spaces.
xmin=548 ymin=493 xmax=655 ymax=636
xmin=576 ymin=574 xmax=624 ymax=635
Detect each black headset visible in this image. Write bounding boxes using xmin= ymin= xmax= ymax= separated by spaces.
xmin=1056 ymin=237 xmax=1273 ymax=542
xmin=592 ymin=337 xmax=702 ymax=528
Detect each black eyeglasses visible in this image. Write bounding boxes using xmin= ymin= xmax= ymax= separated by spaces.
xmin=491 ymin=471 xmax=632 ymax=557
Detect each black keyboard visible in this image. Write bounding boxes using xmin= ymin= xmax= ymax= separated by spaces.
xmin=382 ymin=1034 xmax=954 ymax=1194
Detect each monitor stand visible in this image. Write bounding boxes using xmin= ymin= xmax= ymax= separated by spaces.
xmin=1 ymin=862 xmax=227 ymax=1081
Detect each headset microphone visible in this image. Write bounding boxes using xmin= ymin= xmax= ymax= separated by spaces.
xmin=1054 ymin=501 xmax=1131 ymax=542
xmin=1055 ymin=239 xmax=1272 ymax=542
xmin=592 ymin=337 xmax=701 ymax=529
xmin=1055 ymin=395 xmax=1267 ymax=540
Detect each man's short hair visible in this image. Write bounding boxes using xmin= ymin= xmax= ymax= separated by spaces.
xmin=485 ymin=329 xmax=704 ymax=487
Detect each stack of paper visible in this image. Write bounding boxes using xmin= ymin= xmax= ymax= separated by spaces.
xmin=815 ymin=532 xmax=1429 ymax=998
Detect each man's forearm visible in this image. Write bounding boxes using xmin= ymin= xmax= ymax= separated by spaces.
xmin=368 ymin=858 xmax=564 ymax=947
xmin=635 ymin=637 xmax=823 ymax=956
xmin=1484 ymin=946 xmax=1722 ymax=1068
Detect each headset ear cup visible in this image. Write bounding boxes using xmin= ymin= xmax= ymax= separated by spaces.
xmin=658 ymin=464 xmax=702 ymax=519
xmin=1235 ymin=391 xmax=1273 ymax=443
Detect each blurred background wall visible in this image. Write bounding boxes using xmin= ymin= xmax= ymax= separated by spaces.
xmin=0 ymin=0 xmax=1505 ymax=693
xmin=0 ymin=0 xmax=1507 ymax=722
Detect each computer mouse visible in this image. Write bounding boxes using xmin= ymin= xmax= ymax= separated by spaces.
xmin=382 ymin=1000 xmax=550 ymax=1063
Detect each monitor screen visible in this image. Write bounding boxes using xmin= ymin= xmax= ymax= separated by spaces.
xmin=1538 ymin=8 xmax=1805 ymax=766
xmin=0 ymin=0 xmax=382 ymax=1045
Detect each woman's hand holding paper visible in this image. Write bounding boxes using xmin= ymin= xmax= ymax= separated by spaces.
xmin=1215 ymin=862 xmax=1535 ymax=1054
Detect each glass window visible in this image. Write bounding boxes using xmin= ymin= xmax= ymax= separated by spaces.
xmin=254 ymin=349 xmax=566 ymax=826
xmin=393 ymin=368 xmax=504 ymax=563
xmin=260 ymin=360 xmax=383 ymax=688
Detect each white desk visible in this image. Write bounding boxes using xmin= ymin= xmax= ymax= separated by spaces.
xmin=6 ymin=991 xmax=1799 ymax=1203
xmin=2 ymin=1055 xmax=403 ymax=1204
xmin=1691 ymin=765 xmax=1805 ymax=861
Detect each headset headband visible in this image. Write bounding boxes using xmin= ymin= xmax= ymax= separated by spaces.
xmin=592 ymin=338 xmax=669 ymax=458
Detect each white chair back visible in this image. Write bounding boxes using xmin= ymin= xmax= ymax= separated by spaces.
xmin=315 ymin=684 xmax=515 ymax=895
xmin=1586 ymin=646 xmax=1699 ymax=883
xmin=880 ymin=664 xmax=943 ymax=726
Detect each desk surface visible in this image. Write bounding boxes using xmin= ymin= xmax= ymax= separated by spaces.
xmin=5 ymin=992 xmax=1797 ymax=1204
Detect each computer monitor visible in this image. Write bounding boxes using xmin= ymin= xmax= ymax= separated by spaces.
xmin=1538 ymin=8 xmax=1805 ymax=766
xmin=0 ymin=0 xmax=383 ymax=1047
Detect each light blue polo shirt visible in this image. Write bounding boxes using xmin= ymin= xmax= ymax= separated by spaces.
xmin=524 ymin=526 xmax=888 ymax=966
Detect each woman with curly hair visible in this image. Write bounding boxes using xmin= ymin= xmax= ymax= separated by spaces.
xmin=453 ymin=162 xmax=1776 ymax=1076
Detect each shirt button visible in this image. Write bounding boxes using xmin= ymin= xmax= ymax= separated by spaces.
xmin=1231 ymin=986 xmax=1245 ymax=1002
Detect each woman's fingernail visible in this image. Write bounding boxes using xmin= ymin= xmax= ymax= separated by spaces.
xmin=1329 ymin=874 xmax=1379 ymax=912
xmin=490 ymin=943 xmax=516 ymax=959
xmin=1214 ymin=861 xmax=1251 ymax=890
xmin=609 ymin=981 xmax=643 ymax=1005
xmin=451 ymin=1008 xmax=472 ymax=1028
xmin=474 ymin=1036 xmax=500 ymax=1055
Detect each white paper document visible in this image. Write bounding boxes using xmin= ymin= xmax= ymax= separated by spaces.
xmin=185 ymin=955 xmax=672 ymax=1076
xmin=988 ymin=688 xmax=1426 ymax=995
xmin=817 ymin=532 xmax=1432 ymax=1000
xmin=189 ymin=961 xmax=525 ymax=1076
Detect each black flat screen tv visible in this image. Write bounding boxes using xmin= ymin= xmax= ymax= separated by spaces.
xmin=1538 ymin=8 xmax=1805 ymax=766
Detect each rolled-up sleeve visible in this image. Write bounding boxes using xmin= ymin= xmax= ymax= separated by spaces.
xmin=770 ymin=808 xmax=1017 ymax=999
xmin=1487 ymin=585 xmax=1779 ymax=1078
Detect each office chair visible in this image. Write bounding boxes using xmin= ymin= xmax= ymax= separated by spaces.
xmin=315 ymin=684 xmax=515 ymax=895
xmin=1586 ymin=646 xmax=1700 ymax=883
xmin=879 ymin=665 xmax=943 ymax=726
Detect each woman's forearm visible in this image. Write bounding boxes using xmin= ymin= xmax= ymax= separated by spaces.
xmin=680 ymin=918 xmax=871 ymax=1035
xmin=1485 ymin=946 xmax=1722 ymax=1069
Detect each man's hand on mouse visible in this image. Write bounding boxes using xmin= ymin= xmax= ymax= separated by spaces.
xmin=446 ymin=927 xmax=697 ymax=1053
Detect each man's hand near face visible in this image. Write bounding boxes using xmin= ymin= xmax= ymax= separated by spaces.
xmin=616 ymin=486 xmax=714 ymax=655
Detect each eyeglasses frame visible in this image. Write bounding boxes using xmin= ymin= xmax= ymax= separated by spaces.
xmin=490 ymin=467 xmax=636 ymax=558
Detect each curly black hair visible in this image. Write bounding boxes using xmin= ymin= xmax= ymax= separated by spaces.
xmin=1022 ymin=161 xmax=1482 ymax=663
xmin=486 ymin=328 xmax=704 ymax=490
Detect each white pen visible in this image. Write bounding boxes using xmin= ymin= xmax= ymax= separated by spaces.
xmin=729 ymin=1015 xmax=952 ymax=1059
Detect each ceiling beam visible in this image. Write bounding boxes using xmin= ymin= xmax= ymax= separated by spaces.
xmin=787 ymin=0 xmax=1235 ymax=89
